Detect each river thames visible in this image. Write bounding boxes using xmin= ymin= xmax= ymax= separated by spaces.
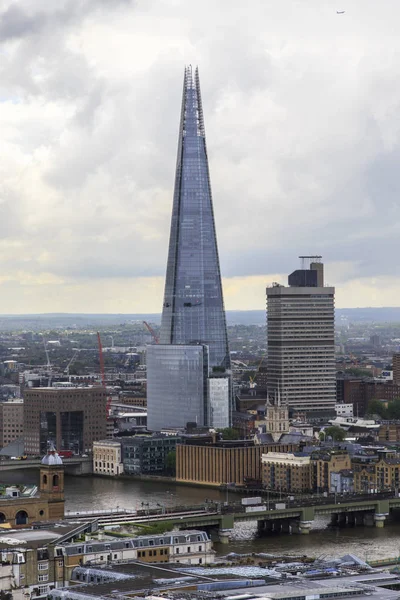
xmin=3 ymin=470 xmax=400 ymax=561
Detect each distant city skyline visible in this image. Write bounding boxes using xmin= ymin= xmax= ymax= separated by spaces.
xmin=1 ymin=1 xmax=400 ymax=313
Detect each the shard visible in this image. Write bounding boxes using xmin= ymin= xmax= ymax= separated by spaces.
xmin=147 ymin=66 xmax=231 ymax=431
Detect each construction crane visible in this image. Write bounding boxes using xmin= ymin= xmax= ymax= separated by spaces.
xmin=249 ymin=352 xmax=267 ymax=388
xmin=43 ymin=339 xmax=53 ymax=387
xmin=97 ymin=332 xmax=112 ymax=417
xmin=143 ymin=321 xmax=159 ymax=344
xmin=64 ymin=349 xmax=79 ymax=376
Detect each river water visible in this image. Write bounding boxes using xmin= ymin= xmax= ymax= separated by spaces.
xmin=3 ymin=470 xmax=399 ymax=561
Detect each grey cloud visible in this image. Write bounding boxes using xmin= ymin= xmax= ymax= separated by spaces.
xmin=2 ymin=0 xmax=400 ymax=310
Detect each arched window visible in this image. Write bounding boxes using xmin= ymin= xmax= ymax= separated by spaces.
xmin=53 ymin=474 xmax=59 ymax=488
xmin=15 ymin=510 xmax=28 ymax=525
xmin=42 ymin=474 xmax=47 ymax=485
xmin=0 ymin=513 xmax=6 ymax=524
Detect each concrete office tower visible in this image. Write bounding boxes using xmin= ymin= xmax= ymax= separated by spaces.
xmin=267 ymin=256 xmax=336 ymax=415
xmin=147 ymin=66 xmax=231 ymax=431
xmin=393 ymin=353 xmax=400 ymax=385
xmin=24 ymin=387 xmax=107 ymax=455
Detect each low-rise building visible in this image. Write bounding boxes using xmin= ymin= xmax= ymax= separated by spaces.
xmin=93 ymin=440 xmax=124 ymax=476
xmin=0 ymin=450 xmax=65 ymax=527
xmin=58 ymin=529 xmax=214 ymax=579
xmin=261 ymin=452 xmax=312 ymax=493
xmin=176 ymin=440 xmax=299 ymax=487
xmin=379 ymin=423 xmax=400 ymax=443
xmin=311 ymin=449 xmax=351 ymax=493
xmin=330 ymin=469 xmax=354 ymax=493
xmin=121 ymin=434 xmax=180 ymax=475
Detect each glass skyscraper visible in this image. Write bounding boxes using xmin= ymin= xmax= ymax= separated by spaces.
xmin=147 ymin=66 xmax=231 ymax=431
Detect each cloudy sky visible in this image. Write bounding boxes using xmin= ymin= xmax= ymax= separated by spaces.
xmin=1 ymin=0 xmax=400 ymax=313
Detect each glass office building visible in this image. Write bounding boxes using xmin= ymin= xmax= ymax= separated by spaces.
xmin=147 ymin=345 xmax=209 ymax=430
xmin=147 ymin=66 xmax=231 ymax=430
xmin=160 ymin=66 xmax=230 ymax=369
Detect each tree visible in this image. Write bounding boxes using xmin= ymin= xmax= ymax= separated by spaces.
xmin=323 ymin=426 xmax=346 ymax=442
xmin=366 ymin=399 xmax=386 ymax=418
xmin=345 ymin=368 xmax=373 ymax=378
xmin=217 ymin=427 xmax=241 ymax=440
xmin=386 ymin=398 xmax=400 ymax=419
xmin=0 ymin=592 xmax=13 ymax=600
xmin=165 ymin=450 xmax=176 ymax=475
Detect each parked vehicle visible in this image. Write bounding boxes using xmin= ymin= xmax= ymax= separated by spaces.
xmin=58 ymin=450 xmax=73 ymax=458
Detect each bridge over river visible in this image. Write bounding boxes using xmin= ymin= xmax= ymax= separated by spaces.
xmin=69 ymin=492 xmax=400 ymax=543
xmin=0 ymin=456 xmax=92 ymax=475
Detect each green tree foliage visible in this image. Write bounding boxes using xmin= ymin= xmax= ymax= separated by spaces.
xmin=217 ymin=427 xmax=241 ymax=440
xmin=322 ymin=426 xmax=346 ymax=442
xmin=367 ymin=398 xmax=400 ymax=419
xmin=165 ymin=450 xmax=176 ymax=475
xmin=367 ymin=399 xmax=386 ymax=418
xmin=345 ymin=368 xmax=373 ymax=378
xmin=135 ymin=521 xmax=175 ymax=535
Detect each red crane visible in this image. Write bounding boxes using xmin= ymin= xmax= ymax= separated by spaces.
xmin=143 ymin=321 xmax=159 ymax=344
xmin=97 ymin=331 xmax=112 ymax=416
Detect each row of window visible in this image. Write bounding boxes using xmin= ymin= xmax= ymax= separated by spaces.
xmin=138 ymin=548 xmax=168 ymax=557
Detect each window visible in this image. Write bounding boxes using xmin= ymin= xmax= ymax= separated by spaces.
xmin=114 ymin=554 xmax=117 ymax=559
xmin=15 ymin=510 xmax=28 ymax=525
xmin=38 ymin=575 xmax=48 ymax=582
xmin=176 ymin=548 xmax=180 ymax=554
xmin=38 ymin=562 xmax=49 ymax=571
xmin=187 ymin=547 xmax=191 ymax=553
xmin=198 ymin=546 xmax=202 ymax=551
xmin=58 ymin=560 xmax=63 ymax=567
xmin=38 ymin=585 xmax=48 ymax=595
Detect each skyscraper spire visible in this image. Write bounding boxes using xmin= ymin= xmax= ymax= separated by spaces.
xmin=147 ymin=67 xmax=232 ymax=430
xmin=160 ymin=65 xmax=230 ymax=369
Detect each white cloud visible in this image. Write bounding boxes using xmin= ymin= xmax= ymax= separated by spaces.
xmin=0 ymin=0 xmax=400 ymax=312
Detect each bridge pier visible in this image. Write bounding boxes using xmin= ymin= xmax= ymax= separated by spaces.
xmin=299 ymin=520 xmax=312 ymax=534
xmin=374 ymin=513 xmax=388 ymax=528
xmin=257 ymin=520 xmax=273 ymax=536
xmin=218 ymin=529 xmax=232 ymax=544
xmin=281 ymin=520 xmax=290 ymax=534
xmin=338 ymin=513 xmax=347 ymax=527
xmin=330 ymin=513 xmax=338 ymax=527
xmin=290 ymin=520 xmax=300 ymax=534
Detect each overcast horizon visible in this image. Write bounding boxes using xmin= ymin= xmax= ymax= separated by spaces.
xmin=1 ymin=0 xmax=400 ymax=313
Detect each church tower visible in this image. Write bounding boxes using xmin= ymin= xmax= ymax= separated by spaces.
xmin=40 ymin=448 xmax=65 ymax=519
xmin=265 ymin=388 xmax=290 ymax=442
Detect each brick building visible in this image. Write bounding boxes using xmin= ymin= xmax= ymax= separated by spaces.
xmin=24 ymin=387 xmax=107 ymax=455
xmin=0 ymin=399 xmax=24 ymax=448
xmin=0 ymin=450 xmax=64 ymax=527
xmin=176 ymin=441 xmax=299 ymax=487
xmin=261 ymin=452 xmax=312 ymax=493
xmin=311 ymin=449 xmax=351 ymax=492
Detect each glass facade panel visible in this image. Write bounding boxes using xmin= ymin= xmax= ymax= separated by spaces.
xmin=40 ymin=412 xmax=56 ymax=454
xmin=148 ymin=66 xmax=232 ymax=430
xmin=160 ymin=66 xmax=230 ymax=370
xmin=60 ymin=411 xmax=84 ymax=454
xmin=208 ymin=377 xmax=230 ymax=428
xmin=147 ymin=345 xmax=208 ymax=430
